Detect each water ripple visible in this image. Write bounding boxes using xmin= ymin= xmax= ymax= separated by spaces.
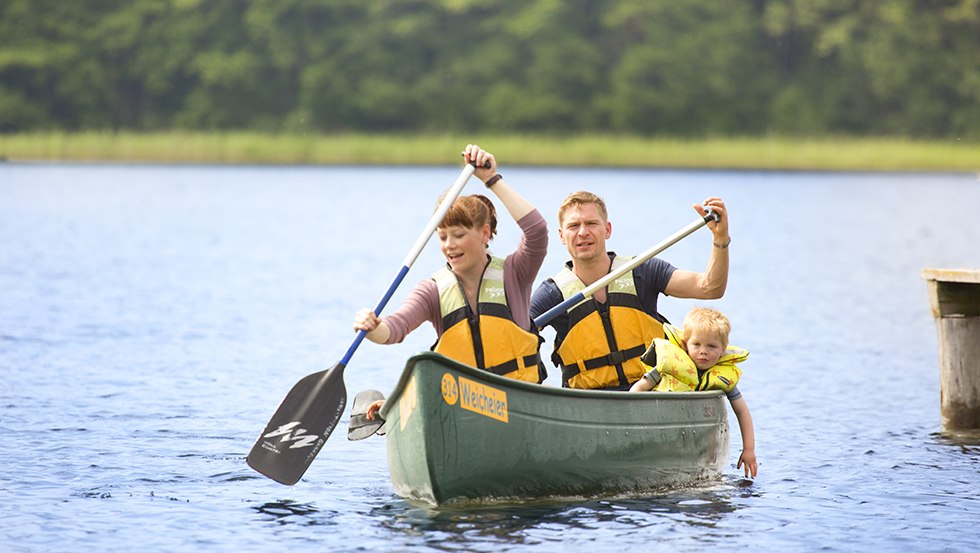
xmin=2 ymin=166 xmax=979 ymax=552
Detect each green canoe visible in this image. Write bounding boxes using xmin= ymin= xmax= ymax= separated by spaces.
xmin=379 ymin=352 xmax=730 ymax=505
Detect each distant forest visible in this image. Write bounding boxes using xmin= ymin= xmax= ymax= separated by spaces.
xmin=1 ymin=0 xmax=977 ymax=138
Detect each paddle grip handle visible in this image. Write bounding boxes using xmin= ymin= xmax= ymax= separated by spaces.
xmin=461 ymin=152 xmax=493 ymax=170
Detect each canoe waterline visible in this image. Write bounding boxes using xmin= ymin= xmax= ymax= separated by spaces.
xmin=380 ymin=352 xmax=730 ymax=505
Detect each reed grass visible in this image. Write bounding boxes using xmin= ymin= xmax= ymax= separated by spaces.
xmin=1 ymin=131 xmax=977 ymax=172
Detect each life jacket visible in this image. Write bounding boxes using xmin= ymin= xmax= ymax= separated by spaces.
xmin=551 ymin=256 xmax=664 ymax=389
xmin=432 ymin=256 xmax=545 ymax=383
xmin=645 ymin=323 xmax=748 ymax=392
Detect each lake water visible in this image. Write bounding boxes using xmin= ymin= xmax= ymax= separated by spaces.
xmin=2 ymin=162 xmax=979 ymax=552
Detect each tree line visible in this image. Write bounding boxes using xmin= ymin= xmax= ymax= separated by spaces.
xmin=1 ymin=0 xmax=977 ymax=138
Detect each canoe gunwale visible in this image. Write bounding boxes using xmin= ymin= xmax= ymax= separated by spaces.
xmin=380 ymin=351 xmax=725 ymax=418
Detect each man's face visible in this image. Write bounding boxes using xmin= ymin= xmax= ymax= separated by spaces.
xmin=558 ymin=203 xmax=611 ymax=263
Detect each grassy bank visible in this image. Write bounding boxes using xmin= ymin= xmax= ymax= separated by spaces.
xmin=1 ymin=131 xmax=977 ymax=172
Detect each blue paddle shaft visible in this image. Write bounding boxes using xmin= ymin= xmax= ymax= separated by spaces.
xmin=533 ymin=209 xmax=719 ymax=328
xmin=339 ymin=162 xmax=484 ymax=367
xmin=340 ymin=265 xmax=410 ymax=365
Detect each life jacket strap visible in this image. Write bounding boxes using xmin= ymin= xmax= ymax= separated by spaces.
xmin=486 ymin=353 xmax=541 ymax=377
xmin=560 ymin=344 xmax=646 ymax=381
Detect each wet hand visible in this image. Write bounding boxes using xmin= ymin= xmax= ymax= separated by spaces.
xmin=737 ymin=449 xmax=758 ymax=479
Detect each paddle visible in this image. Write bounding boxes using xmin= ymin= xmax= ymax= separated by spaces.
xmin=247 ymin=159 xmax=487 ymax=485
xmin=533 ymin=209 xmax=721 ymax=328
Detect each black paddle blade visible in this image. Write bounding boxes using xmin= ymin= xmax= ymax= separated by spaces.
xmin=247 ymin=362 xmax=348 ymax=485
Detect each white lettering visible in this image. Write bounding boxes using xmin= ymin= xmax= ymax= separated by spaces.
xmin=261 ymin=421 xmax=319 ymax=450
xmin=287 ymin=433 xmax=319 ymax=449
xmin=263 ymin=422 xmax=301 ymax=439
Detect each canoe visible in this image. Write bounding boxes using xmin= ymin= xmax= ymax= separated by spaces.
xmin=379 ymin=351 xmax=730 ymax=505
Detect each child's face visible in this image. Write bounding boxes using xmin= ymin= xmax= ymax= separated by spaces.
xmin=685 ymin=329 xmax=726 ymax=370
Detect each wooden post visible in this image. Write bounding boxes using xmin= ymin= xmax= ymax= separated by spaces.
xmin=921 ymin=268 xmax=980 ymax=432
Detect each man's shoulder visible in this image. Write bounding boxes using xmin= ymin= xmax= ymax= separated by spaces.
xmin=530 ymin=277 xmax=563 ymax=316
xmin=612 ymin=251 xmax=665 ymax=267
xmin=532 ymin=277 xmax=561 ymax=299
xmin=633 ymin=254 xmax=670 ymax=268
xmin=632 ymin=255 xmax=675 ymax=278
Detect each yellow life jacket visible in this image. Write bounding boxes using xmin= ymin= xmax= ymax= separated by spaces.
xmin=432 ymin=256 xmax=545 ymax=383
xmin=552 ymin=256 xmax=664 ymax=389
xmin=648 ymin=324 xmax=748 ymax=392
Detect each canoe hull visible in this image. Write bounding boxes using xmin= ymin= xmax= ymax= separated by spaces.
xmin=382 ymin=352 xmax=729 ymax=505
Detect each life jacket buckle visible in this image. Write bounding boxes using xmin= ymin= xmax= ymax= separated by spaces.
xmin=606 ymin=350 xmax=626 ymax=365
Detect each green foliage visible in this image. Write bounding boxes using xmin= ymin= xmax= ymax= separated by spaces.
xmin=0 ymin=0 xmax=977 ymax=138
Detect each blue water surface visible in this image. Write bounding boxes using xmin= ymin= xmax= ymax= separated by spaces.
xmin=1 ymin=163 xmax=979 ymax=552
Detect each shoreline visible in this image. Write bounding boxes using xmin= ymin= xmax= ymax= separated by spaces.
xmin=1 ymin=132 xmax=977 ymax=172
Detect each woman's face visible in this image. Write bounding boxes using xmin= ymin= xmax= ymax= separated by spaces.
xmin=437 ymin=224 xmax=490 ymax=274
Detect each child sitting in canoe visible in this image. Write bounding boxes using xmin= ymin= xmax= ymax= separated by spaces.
xmin=629 ymin=306 xmax=758 ymax=479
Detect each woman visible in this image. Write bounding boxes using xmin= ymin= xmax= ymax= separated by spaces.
xmin=353 ymin=144 xmax=548 ymax=419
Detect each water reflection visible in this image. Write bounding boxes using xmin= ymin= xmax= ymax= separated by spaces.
xmin=933 ymin=430 xmax=980 ymax=448
xmin=246 ymin=481 xmax=756 ymax=550
xmin=374 ymin=479 xmax=754 ymax=550
xmin=253 ymin=500 xmax=337 ymax=526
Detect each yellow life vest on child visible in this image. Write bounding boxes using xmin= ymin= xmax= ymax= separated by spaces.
xmin=552 ymin=256 xmax=664 ymax=389
xmin=432 ymin=256 xmax=545 ymax=383
xmin=648 ymin=324 xmax=748 ymax=392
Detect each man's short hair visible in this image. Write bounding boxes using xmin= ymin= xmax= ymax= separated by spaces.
xmin=558 ymin=191 xmax=607 ymax=225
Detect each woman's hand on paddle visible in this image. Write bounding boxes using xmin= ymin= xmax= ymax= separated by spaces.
xmin=354 ymin=308 xmax=391 ymax=344
xmin=462 ymin=144 xmax=497 ymax=183
xmin=694 ymin=196 xmax=729 ymax=243
xmin=353 ymin=308 xmax=381 ymax=332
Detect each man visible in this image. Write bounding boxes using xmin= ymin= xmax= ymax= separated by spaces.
xmin=530 ymin=191 xmax=730 ymax=390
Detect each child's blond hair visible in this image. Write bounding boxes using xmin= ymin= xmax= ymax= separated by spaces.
xmin=683 ymin=307 xmax=731 ymax=348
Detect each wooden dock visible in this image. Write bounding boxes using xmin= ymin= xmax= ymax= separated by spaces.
xmin=922 ymin=268 xmax=980 ymax=433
